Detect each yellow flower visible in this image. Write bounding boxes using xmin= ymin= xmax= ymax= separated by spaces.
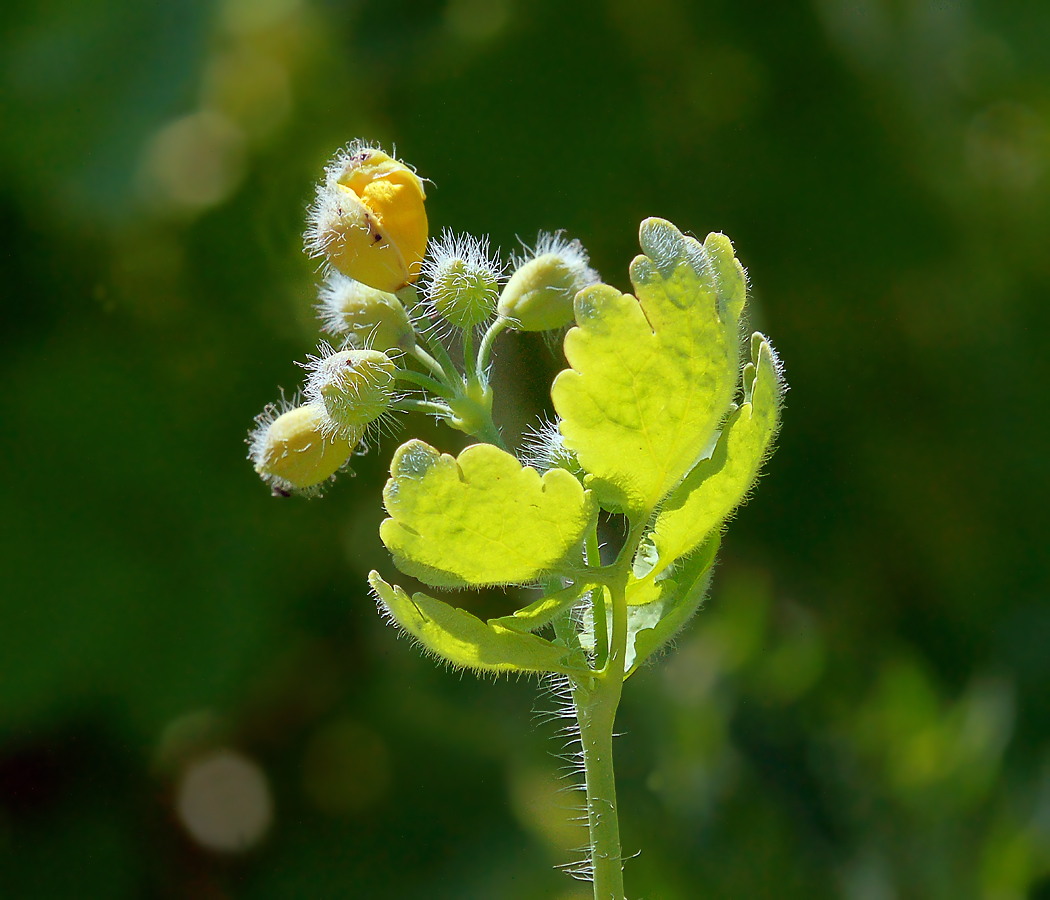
xmin=307 ymin=143 xmax=428 ymax=293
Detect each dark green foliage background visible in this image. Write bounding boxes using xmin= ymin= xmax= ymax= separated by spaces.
xmin=2 ymin=0 xmax=1048 ymax=897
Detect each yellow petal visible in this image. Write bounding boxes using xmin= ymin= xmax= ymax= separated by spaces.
xmin=323 ymin=186 xmax=413 ymax=293
xmin=360 ymin=174 xmax=428 ymax=284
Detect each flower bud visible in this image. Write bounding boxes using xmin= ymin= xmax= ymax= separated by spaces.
xmin=306 ymin=346 xmax=397 ymax=432
xmin=317 ymin=271 xmax=416 ymax=352
xmin=522 ymin=418 xmax=584 ymax=479
xmin=498 ymin=232 xmax=599 ymax=331
xmin=422 ymin=230 xmax=502 ymax=330
xmin=306 ymin=143 xmax=428 ymax=293
xmin=249 ymin=402 xmax=359 ymax=496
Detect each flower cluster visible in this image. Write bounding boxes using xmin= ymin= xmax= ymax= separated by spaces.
xmin=250 ymin=141 xmax=600 ymax=495
xmin=250 ymin=143 xmax=785 ymax=900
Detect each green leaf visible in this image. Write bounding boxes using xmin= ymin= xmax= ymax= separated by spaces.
xmin=369 ymin=572 xmax=587 ymax=675
xmin=551 ymin=218 xmax=745 ymax=519
xmin=625 ymin=534 xmax=721 ymax=679
xmin=380 ymin=440 xmax=596 ymax=588
xmin=625 ymin=563 xmax=667 ymax=606
xmin=649 ymin=333 xmax=784 ymax=577
xmin=488 ymin=581 xmax=591 ymax=634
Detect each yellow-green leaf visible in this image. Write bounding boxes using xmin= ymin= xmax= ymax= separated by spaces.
xmin=380 ymin=440 xmax=597 ymax=588
xmin=649 ymin=333 xmax=784 ymax=577
xmin=370 ymin=572 xmax=587 ymax=675
xmin=551 ymin=218 xmax=745 ymax=519
xmin=488 ymin=582 xmax=590 ymax=634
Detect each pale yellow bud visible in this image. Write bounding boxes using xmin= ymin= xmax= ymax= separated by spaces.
xmin=250 ymin=402 xmax=359 ymax=495
xmin=317 ymin=272 xmax=416 ymax=352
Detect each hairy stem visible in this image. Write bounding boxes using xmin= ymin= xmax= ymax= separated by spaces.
xmin=575 ymin=588 xmax=626 ymax=900
xmin=573 ymin=525 xmax=644 ymax=900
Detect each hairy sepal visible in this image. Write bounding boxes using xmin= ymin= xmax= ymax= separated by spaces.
xmin=380 ymin=440 xmax=597 ymax=588
xmin=625 ymin=533 xmax=720 ymax=678
xmin=370 ymin=573 xmax=588 ymax=675
xmin=551 ymin=218 xmax=745 ymax=520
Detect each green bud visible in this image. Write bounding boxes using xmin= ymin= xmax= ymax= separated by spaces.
xmin=422 ymin=230 xmax=503 ymax=330
xmin=317 ymin=272 xmax=416 ymax=352
xmin=498 ymin=232 xmax=599 ymax=331
xmin=306 ymin=347 xmax=397 ymax=432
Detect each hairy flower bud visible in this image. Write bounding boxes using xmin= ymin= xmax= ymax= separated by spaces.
xmin=249 ymin=401 xmax=359 ymax=496
xmin=317 ymin=271 xmax=416 ymax=352
xmin=521 ymin=418 xmax=584 ymax=479
xmin=498 ymin=232 xmax=599 ymax=331
xmin=306 ymin=142 xmax=428 ymax=293
xmin=306 ymin=346 xmax=397 ymax=432
xmin=422 ymin=230 xmax=503 ymax=330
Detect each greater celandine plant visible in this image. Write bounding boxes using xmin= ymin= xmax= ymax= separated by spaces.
xmin=249 ymin=141 xmax=785 ymax=900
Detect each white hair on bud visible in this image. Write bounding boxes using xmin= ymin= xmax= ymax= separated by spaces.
xmin=303 ymin=140 xmax=404 ymax=265
xmin=315 ymin=270 xmax=354 ymax=335
xmin=520 ymin=418 xmax=567 ymax=473
xmin=511 ymin=230 xmax=600 ymax=292
xmin=246 ymin=390 xmax=346 ymax=498
xmin=246 ymin=387 xmax=297 ymax=471
xmin=420 ymin=228 xmax=505 ymax=332
xmin=299 ymin=341 xmax=402 ymax=444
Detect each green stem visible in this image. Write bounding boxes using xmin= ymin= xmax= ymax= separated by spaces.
xmin=456 ymin=404 xmax=504 ymax=449
xmin=586 ymin=525 xmax=609 ymax=670
xmin=573 ymin=523 xmax=646 ymax=900
xmin=418 ymin=329 xmax=461 ymax=388
xmin=575 ymin=593 xmax=626 ymax=900
xmin=462 ymin=328 xmax=477 ymax=382
xmin=391 ymin=398 xmax=453 ymax=417
xmin=476 ymin=316 xmax=509 ymax=375
xmin=394 ymin=368 xmax=454 ymax=398
xmin=409 ymin=344 xmax=457 ymax=389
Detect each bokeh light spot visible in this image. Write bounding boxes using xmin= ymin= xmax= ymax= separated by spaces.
xmin=138 ymin=111 xmax=246 ymax=215
xmin=176 ymin=750 xmax=273 ymax=853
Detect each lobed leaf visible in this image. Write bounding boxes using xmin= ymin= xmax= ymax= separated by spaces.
xmin=380 ymin=440 xmax=596 ymax=588
xmin=649 ymin=333 xmax=784 ymax=578
xmin=370 ymin=572 xmax=587 ymax=675
xmin=551 ymin=218 xmax=745 ymax=519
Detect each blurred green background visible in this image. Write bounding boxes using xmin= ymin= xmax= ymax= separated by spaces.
xmin=2 ymin=0 xmax=1049 ymax=897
